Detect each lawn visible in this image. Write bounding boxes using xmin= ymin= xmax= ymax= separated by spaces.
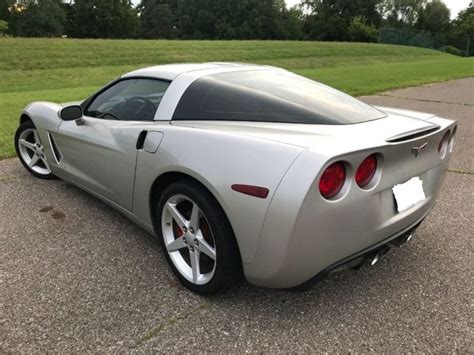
xmin=0 ymin=38 xmax=473 ymax=159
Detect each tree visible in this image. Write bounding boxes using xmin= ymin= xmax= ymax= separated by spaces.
xmin=452 ymin=5 xmax=474 ymax=38
xmin=302 ymin=0 xmax=382 ymax=41
xmin=0 ymin=0 xmax=15 ymax=21
xmin=8 ymin=0 xmax=66 ymax=37
xmin=416 ymin=0 xmax=451 ymax=33
xmin=282 ymin=6 xmax=304 ymax=40
xmin=348 ymin=16 xmax=378 ymax=42
xmin=173 ymin=0 xmax=291 ymax=40
xmin=138 ymin=0 xmax=176 ymax=38
xmin=69 ymin=0 xmax=138 ymax=38
xmin=379 ymin=0 xmax=426 ymax=27
xmin=0 ymin=19 xmax=7 ymax=35
xmin=175 ymin=0 xmax=216 ymax=39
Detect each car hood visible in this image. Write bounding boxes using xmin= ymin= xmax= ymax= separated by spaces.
xmin=171 ymin=106 xmax=440 ymax=152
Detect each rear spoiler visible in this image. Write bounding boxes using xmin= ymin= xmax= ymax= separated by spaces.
xmin=386 ymin=125 xmax=440 ymax=143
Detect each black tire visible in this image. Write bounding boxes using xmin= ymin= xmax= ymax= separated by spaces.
xmin=154 ymin=180 xmax=242 ymax=294
xmin=15 ymin=120 xmax=56 ymax=180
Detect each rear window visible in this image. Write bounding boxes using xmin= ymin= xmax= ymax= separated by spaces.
xmin=172 ymin=70 xmax=386 ymax=125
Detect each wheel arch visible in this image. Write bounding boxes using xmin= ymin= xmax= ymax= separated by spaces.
xmin=148 ymin=171 xmax=243 ymax=264
xmin=20 ymin=114 xmax=32 ymax=125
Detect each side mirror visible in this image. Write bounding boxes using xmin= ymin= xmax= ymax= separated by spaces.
xmin=60 ymin=105 xmax=83 ymax=121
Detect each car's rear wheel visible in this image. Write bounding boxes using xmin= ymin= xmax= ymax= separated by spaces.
xmin=155 ymin=180 xmax=241 ymax=294
xmin=15 ymin=120 xmax=55 ymax=179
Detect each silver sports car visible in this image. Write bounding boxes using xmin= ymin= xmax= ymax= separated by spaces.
xmin=15 ymin=63 xmax=456 ymax=294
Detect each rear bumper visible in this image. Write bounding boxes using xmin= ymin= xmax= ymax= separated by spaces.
xmin=245 ymin=196 xmax=436 ymax=288
xmin=291 ymin=217 xmax=425 ymax=291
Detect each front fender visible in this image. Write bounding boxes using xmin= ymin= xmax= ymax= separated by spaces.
xmin=21 ymin=101 xmax=63 ymax=133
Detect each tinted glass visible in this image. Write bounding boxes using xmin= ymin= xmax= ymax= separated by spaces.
xmin=173 ymin=70 xmax=386 ymax=125
xmin=85 ymin=78 xmax=170 ymax=121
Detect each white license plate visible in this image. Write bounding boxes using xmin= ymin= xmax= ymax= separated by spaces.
xmin=392 ymin=177 xmax=426 ymax=213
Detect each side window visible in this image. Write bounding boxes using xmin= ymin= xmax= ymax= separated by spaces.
xmin=85 ymin=78 xmax=170 ymax=121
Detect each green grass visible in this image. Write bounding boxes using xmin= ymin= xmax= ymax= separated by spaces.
xmin=1 ymin=38 xmax=473 ymax=159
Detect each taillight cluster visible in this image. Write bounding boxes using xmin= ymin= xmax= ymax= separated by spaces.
xmin=319 ymin=154 xmax=379 ymax=200
xmin=319 ymin=162 xmax=346 ymax=199
xmin=355 ymin=155 xmax=377 ymax=188
xmin=438 ymin=127 xmax=456 ymax=158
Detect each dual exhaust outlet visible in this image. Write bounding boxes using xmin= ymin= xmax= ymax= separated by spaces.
xmin=368 ymin=232 xmax=414 ymax=266
xmin=349 ymin=231 xmax=414 ymax=271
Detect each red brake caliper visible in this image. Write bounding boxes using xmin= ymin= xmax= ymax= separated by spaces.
xmin=173 ymin=221 xmax=184 ymax=238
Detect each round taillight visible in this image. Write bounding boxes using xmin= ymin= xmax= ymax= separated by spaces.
xmin=438 ymin=130 xmax=450 ymax=154
xmin=355 ymin=154 xmax=377 ymax=188
xmin=319 ymin=162 xmax=346 ymax=199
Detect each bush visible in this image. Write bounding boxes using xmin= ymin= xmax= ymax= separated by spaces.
xmin=8 ymin=0 xmax=66 ymax=37
xmin=348 ymin=16 xmax=378 ymax=43
xmin=407 ymin=31 xmax=436 ymax=48
xmin=0 ymin=20 xmax=7 ymax=36
xmin=440 ymin=45 xmax=464 ymax=57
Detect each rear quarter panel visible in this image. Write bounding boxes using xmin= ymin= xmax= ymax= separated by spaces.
xmin=133 ymin=124 xmax=305 ymax=264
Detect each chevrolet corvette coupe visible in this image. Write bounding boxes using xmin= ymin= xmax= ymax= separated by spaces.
xmin=15 ymin=63 xmax=456 ymax=294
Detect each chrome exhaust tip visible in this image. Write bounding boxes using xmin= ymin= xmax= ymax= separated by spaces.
xmin=370 ymin=254 xmax=380 ymax=266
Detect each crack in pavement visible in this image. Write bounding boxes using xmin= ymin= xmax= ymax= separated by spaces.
xmin=379 ymin=94 xmax=474 ymax=107
xmin=0 ymin=175 xmax=20 ymax=182
xmin=133 ymin=303 xmax=210 ymax=348
xmin=448 ymin=169 xmax=474 ymax=175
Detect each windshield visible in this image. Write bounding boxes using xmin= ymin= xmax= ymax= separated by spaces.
xmin=173 ymin=70 xmax=386 ymax=125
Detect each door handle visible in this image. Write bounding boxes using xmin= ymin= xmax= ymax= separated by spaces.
xmin=136 ymin=130 xmax=148 ymax=150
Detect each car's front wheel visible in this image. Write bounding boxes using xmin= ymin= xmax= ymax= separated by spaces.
xmin=15 ymin=120 xmax=55 ymax=179
xmin=155 ymin=180 xmax=242 ymax=294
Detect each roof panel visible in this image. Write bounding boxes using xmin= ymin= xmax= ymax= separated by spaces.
xmin=121 ymin=62 xmax=261 ymax=81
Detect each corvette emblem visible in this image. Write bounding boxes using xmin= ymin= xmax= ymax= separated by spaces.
xmin=411 ymin=142 xmax=428 ymax=157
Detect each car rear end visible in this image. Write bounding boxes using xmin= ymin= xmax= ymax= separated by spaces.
xmin=166 ymin=65 xmax=457 ymax=289
xmin=244 ymin=115 xmax=457 ymax=289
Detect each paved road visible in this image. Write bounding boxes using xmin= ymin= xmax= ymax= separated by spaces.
xmin=1 ymin=78 xmax=473 ymax=353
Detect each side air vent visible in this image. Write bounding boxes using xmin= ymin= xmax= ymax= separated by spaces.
xmin=386 ymin=126 xmax=440 ymax=143
xmin=48 ymin=133 xmax=62 ymax=163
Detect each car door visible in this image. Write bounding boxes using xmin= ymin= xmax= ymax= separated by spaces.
xmin=54 ymin=78 xmax=170 ymax=211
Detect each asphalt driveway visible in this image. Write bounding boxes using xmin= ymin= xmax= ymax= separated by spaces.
xmin=1 ymin=78 xmax=473 ymax=352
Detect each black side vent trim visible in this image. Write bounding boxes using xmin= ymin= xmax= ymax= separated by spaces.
xmin=48 ymin=133 xmax=62 ymax=163
xmin=386 ymin=126 xmax=440 ymax=143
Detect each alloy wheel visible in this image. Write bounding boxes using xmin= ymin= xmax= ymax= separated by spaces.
xmin=161 ymin=194 xmax=217 ymax=285
xmin=17 ymin=128 xmax=51 ymax=176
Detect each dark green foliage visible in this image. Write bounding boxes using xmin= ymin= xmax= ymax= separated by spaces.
xmin=69 ymin=0 xmax=138 ymax=38
xmin=349 ymin=16 xmax=378 ymax=42
xmin=302 ymin=0 xmax=382 ymax=41
xmin=0 ymin=19 xmax=7 ymax=35
xmin=1 ymin=0 xmax=471 ymax=50
xmin=452 ymin=6 xmax=474 ymax=39
xmin=416 ymin=0 xmax=451 ymax=34
xmin=440 ymin=45 xmax=464 ymax=56
xmin=139 ymin=0 xmax=177 ymax=39
xmin=379 ymin=0 xmax=426 ymax=28
xmin=172 ymin=0 xmax=291 ymax=40
xmin=0 ymin=0 xmax=14 ymax=21
xmin=451 ymin=5 xmax=474 ymax=56
xmin=8 ymin=0 xmax=66 ymax=37
xmin=283 ymin=6 xmax=304 ymax=40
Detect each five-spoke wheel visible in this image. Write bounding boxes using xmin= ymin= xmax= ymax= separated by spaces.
xmin=162 ymin=194 xmax=217 ymax=285
xmin=156 ymin=180 xmax=241 ymax=294
xmin=15 ymin=120 xmax=55 ymax=179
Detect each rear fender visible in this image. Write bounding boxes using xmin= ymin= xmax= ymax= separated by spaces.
xmin=132 ymin=125 xmax=305 ymax=264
